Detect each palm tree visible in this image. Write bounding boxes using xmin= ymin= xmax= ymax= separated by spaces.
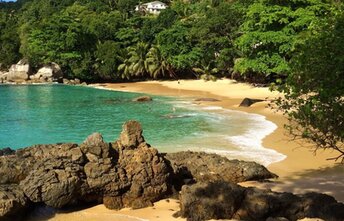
xmin=145 ymin=45 xmax=174 ymax=79
xmin=128 ymin=42 xmax=150 ymax=77
xmin=118 ymin=42 xmax=150 ymax=79
xmin=118 ymin=57 xmax=131 ymax=79
xmin=192 ymin=61 xmax=218 ymax=81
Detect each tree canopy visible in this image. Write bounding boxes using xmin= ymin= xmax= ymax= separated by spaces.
xmin=0 ymin=0 xmax=343 ymax=161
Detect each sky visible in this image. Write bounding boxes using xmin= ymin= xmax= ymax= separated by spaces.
xmin=1 ymin=0 xmax=17 ymax=2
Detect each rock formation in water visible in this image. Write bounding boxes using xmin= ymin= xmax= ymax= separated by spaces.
xmin=0 ymin=120 xmax=342 ymax=221
xmin=178 ymin=181 xmax=344 ymax=221
xmin=132 ymin=96 xmax=153 ymax=102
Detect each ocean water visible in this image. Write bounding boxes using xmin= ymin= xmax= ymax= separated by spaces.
xmin=0 ymin=84 xmax=285 ymax=166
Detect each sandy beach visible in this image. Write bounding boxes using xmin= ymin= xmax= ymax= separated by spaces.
xmin=48 ymin=79 xmax=343 ymax=221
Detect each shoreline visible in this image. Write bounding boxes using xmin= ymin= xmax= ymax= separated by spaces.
xmin=42 ymin=79 xmax=344 ymax=220
xmin=92 ymin=80 xmax=344 ymax=198
xmin=92 ymin=79 xmax=337 ymax=175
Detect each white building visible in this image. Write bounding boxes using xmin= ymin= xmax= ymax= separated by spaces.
xmin=135 ymin=1 xmax=168 ymax=15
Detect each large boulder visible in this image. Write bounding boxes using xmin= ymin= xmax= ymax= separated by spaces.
xmin=30 ymin=63 xmax=62 ymax=82
xmin=0 ymin=143 xmax=83 ymax=184
xmin=179 ymin=181 xmax=344 ymax=221
xmin=103 ymin=121 xmax=169 ymax=209
xmin=119 ymin=120 xmax=145 ymax=148
xmin=239 ymin=97 xmax=265 ymax=107
xmin=20 ymin=159 xmax=84 ymax=208
xmin=165 ymin=151 xmax=277 ymax=189
xmin=0 ymin=121 xmax=171 ymax=216
xmin=0 ymin=60 xmax=30 ymax=83
xmin=0 ymin=185 xmax=29 ymax=221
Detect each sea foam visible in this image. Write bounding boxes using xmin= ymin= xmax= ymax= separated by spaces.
xmin=168 ymin=101 xmax=286 ymax=166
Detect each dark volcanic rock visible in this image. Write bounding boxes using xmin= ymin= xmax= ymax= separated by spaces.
xmin=179 ymin=181 xmax=344 ymax=221
xmin=132 ymin=96 xmax=153 ymax=102
xmin=239 ymin=97 xmax=265 ymax=107
xmin=0 ymin=185 xmax=29 ymax=221
xmin=165 ymin=151 xmax=277 ymax=189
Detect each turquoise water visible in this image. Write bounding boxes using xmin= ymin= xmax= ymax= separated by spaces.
xmin=0 ymin=84 xmax=285 ymax=165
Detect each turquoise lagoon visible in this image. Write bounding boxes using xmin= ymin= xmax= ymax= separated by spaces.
xmin=0 ymin=84 xmax=285 ymax=166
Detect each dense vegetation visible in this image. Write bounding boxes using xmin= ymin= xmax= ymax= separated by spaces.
xmin=0 ymin=0 xmax=343 ymax=159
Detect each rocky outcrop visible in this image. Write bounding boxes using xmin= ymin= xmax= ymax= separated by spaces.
xmin=103 ymin=121 xmax=169 ymax=209
xmin=132 ymin=96 xmax=153 ymax=102
xmin=165 ymin=151 xmax=277 ymax=189
xmin=0 ymin=121 xmax=170 ymax=220
xmin=30 ymin=63 xmax=62 ymax=83
xmin=63 ymin=78 xmax=84 ymax=85
xmin=179 ymin=181 xmax=344 ymax=221
xmin=0 ymin=185 xmax=30 ymax=221
xmin=1 ymin=121 xmax=340 ymax=221
xmin=0 ymin=60 xmax=30 ymax=83
xmin=239 ymin=97 xmax=265 ymax=107
xmin=0 ymin=148 xmax=14 ymax=156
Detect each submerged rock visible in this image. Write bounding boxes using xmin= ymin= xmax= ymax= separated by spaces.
xmin=194 ymin=98 xmax=220 ymax=102
xmin=132 ymin=96 xmax=153 ymax=102
xmin=179 ymin=181 xmax=344 ymax=221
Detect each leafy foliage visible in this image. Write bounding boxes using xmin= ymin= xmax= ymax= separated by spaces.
xmin=235 ymin=0 xmax=332 ymax=80
xmin=276 ymin=10 xmax=344 ymax=161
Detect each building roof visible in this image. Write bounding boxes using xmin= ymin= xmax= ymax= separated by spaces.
xmin=141 ymin=1 xmax=167 ymax=6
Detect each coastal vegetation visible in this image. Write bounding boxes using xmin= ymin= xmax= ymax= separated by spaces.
xmin=0 ymin=0 xmax=343 ymax=160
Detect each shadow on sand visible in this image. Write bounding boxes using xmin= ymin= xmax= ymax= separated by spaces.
xmin=249 ymin=164 xmax=344 ymax=202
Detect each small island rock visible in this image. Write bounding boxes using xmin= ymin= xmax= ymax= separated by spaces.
xmin=132 ymin=96 xmax=153 ymax=102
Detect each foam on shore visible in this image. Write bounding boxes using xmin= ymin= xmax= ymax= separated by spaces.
xmin=166 ymin=100 xmax=286 ymax=166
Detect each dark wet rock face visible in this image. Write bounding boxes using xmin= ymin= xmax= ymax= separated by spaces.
xmin=165 ymin=151 xmax=277 ymax=189
xmin=179 ymin=181 xmax=344 ymax=221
